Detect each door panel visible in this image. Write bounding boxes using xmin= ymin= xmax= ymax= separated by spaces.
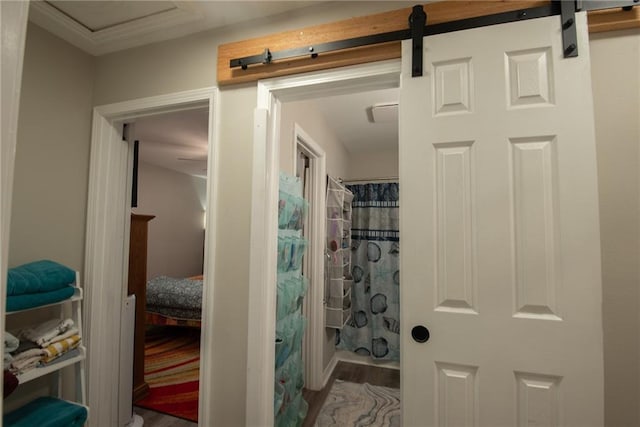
xmin=400 ymin=12 xmax=603 ymax=427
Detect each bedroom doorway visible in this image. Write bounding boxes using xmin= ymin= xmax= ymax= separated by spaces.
xmin=128 ymin=107 xmax=209 ymax=425
xmin=85 ymin=88 xmax=219 ymax=426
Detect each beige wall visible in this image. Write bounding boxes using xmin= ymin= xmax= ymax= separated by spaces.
xmin=280 ymin=99 xmax=351 ymax=178
xmin=133 ymin=162 xmax=206 ymax=280
xmin=590 ymin=28 xmax=640 ymax=427
xmin=345 ymin=148 xmax=398 ymax=181
xmin=9 ymin=23 xmax=94 ymax=272
xmin=209 ymin=85 xmax=255 ymax=425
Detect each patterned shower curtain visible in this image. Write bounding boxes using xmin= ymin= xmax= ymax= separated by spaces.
xmin=336 ymin=182 xmax=400 ymax=361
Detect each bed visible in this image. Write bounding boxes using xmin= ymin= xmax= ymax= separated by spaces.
xmin=145 ymin=275 xmax=203 ymax=328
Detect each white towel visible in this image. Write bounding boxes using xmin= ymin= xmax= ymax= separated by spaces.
xmin=4 ymin=332 xmax=19 ymax=353
xmin=19 ymin=318 xmax=74 ymax=347
xmin=4 ymin=353 xmax=13 ymax=369
xmin=11 ymin=348 xmax=46 ymax=363
xmin=10 ymin=355 xmax=43 ymax=374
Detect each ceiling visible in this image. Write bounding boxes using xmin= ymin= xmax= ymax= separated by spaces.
xmin=135 ymin=107 xmax=209 ymax=178
xmin=309 ymin=87 xmax=398 ymax=153
xmin=29 ymin=1 xmax=324 ymax=55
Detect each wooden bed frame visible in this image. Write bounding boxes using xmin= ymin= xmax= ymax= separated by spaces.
xmin=128 ymin=213 xmax=155 ymax=402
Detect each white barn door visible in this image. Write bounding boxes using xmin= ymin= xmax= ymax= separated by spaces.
xmin=400 ymin=12 xmax=603 ymax=427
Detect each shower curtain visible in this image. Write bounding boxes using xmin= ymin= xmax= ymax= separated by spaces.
xmin=336 ymin=182 xmax=399 ymax=361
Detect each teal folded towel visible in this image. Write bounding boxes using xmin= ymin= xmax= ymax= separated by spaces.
xmin=7 ymin=260 xmax=75 ymax=296
xmin=3 ymin=396 xmax=87 ymax=427
xmin=6 ymin=286 xmax=75 ymax=312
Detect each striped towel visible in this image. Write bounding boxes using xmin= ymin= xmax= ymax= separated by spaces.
xmin=40 ymin=327 xmax=79 ymax=348
xmin=43 ymin=335 xmax=81 ymax=362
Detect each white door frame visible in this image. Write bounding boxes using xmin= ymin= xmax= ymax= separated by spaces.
xmin=293 ymin=123 xmax=327 ymax=392
xmin=246 ymin=60 xmax=401 ymax=425
xmin=85 ymin=88 xmax=219 ymax=426
xmin=0 ymin=0 xmax=29 ymax=418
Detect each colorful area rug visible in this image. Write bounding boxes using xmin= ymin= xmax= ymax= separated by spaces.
xmin=135 ymin=326 xmax=200 ymax=422
xmin=315 ymin=380 xmax=400 ymax=427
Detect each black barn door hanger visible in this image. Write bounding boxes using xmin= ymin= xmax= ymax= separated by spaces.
xmin=230 ymin=1 xmax=637 ymax=77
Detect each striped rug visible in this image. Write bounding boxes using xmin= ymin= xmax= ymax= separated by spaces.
xmin=135 ymin=327 xmax=200 ymax=422
xmin=315 ymin=380 xmax=400 ymax=427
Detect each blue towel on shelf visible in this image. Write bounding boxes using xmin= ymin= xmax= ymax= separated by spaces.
xmin=6 ymin=286 xmax=75 ymax=312
xmin=7 ymin=260 xmax=75 ymax=296
xmin=3 ymin=396 xmax=87 ymax=427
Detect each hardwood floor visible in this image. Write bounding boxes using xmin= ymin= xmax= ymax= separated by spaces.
xmin=134 ymin=407 xmax=197 ymax=427
xmin=302 ymin=361 xmax=400 ymax=427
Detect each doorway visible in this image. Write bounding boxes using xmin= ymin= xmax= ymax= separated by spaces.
xmin=282 ymin=87 xmax=402 ymax=426
xmin=85 ymin=88 xmax=219 ymax=426
xmin=128 ymin=107 xmax=208 ymax=425
xmin=246 ymin=60 xmax=401 ymax=425
xmin=249 ymin=11 xmax=605 ymax=422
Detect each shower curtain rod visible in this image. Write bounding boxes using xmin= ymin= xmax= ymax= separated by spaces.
xmin=343 ymin=176 xmax=399 ymax=184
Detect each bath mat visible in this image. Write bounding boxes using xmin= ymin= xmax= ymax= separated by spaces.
xmin=135 ymin=327 xmax=200 ymax=422
xmin=315 ymin=380 xmax=400 ymax=427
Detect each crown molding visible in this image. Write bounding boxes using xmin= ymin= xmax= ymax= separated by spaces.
xmin=29 ymin=1 xmax=203 ymax=56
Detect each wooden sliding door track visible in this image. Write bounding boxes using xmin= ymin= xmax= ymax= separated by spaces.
xmin=230 ymin=0 xmax=637 ymax=77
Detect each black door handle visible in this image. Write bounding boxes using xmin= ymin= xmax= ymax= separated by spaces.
xmin=411 ymin=325 xmax=430 ymax=343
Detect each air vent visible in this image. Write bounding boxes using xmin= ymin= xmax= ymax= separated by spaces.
xmin=368 ymin=103 xmax=398 ymax=123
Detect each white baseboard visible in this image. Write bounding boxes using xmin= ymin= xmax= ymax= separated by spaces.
xmin=335 ymin=349 xmax=400 ymax=370
xmin=322 ymin=354 xmax=339 ymax=388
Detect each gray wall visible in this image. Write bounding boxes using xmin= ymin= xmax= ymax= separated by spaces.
xmin=7 ymin=21 xmax=95 ymax=410
xmin=9 ymin=3 xmax=640 ymax=424
xmin=9 ymin=23 xmax=94 ymax=272
xmin=346 ymin=148 xmax=398 ymax=181
xmin=133 ymin=162 xmax=206 ymax=280
xmin=590 ymin=28 xmax=640 ymax=427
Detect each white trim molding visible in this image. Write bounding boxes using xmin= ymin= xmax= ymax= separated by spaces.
xmin=322 ymin=354 xmax=339 ymax=389
xmin=294 ymin=123 xmax=327 ymax=391
xmin=85 ymin=88 xmax=219 ymax=427
xmin=0 ymin=0 xmax=29 ymax=418
xmin=29 ymin=1 xmax=203 ymax=56
xmin=247 ymin=60 xmax=401 ymax=426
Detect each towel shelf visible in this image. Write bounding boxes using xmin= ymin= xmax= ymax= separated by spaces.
xmin=16 ymin=346 xmax=86 ymax=384
xmin=6 ymin=285 xmax=82 ymax=314
xmin=4 ymin=271 xmax=87 ymax=417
